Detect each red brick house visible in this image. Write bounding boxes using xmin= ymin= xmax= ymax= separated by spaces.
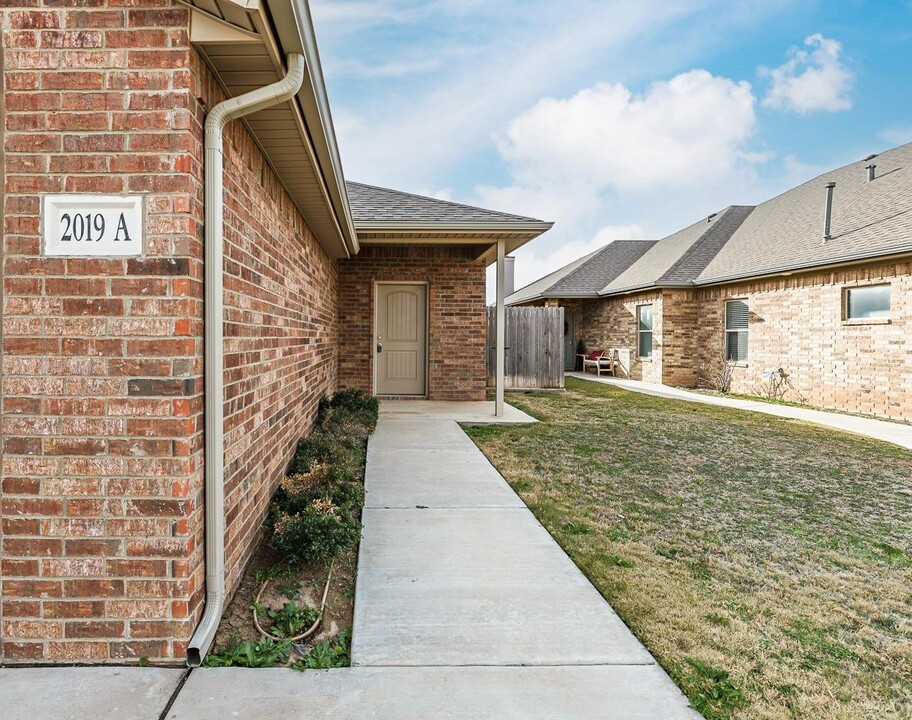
xmin=509 ymin=143 xmax=912 ymax=421
xmin=0 ymin=0 xmax=550 ymax=664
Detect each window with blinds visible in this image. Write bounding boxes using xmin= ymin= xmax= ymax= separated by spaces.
xmin=725 ymin=300 xmax=749 ymax=362
xmin=637 ymin=304 xmax=653 ymax=358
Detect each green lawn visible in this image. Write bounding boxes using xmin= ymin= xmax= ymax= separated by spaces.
xmin=465 ymin=378 xmax=912 ymax=720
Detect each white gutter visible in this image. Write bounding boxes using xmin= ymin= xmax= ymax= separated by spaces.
xmin=187 ymin=52 xmax=306 ymax=668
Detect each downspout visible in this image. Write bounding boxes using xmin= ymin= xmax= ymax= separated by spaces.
xmin=187 ymin=53 xmax=306 ymax=667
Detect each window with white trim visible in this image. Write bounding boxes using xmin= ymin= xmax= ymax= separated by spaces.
xmin=637 ymin=304 xmax=653 ymax=358
xmin=845 ymin=284 xmax=891 ymax=320
xmin=725 ymin=300 xmax=748 ymax=362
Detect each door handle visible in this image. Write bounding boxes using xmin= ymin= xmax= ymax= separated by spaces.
xmin=377 ymin=336 xmax=382 ymax=354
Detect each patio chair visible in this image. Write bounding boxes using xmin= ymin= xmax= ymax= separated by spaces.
xmin=582 ymin=349 xmax=615 ymax=376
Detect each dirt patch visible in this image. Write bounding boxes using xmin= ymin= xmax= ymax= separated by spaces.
xmin=211 ymin=540 xmax=357 ymax=659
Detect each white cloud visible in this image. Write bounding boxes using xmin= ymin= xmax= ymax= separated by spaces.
xmin=477 ymin=69 xmax=758 ymax=302
xmin=315 ymin=0 xmax=748 ymax=189
xmin=760 ymin=34 xmax=853 ymax=114
xmin=485 ymin=70 xmax=756 ymax=197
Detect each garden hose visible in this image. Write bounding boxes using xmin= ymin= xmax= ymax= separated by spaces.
xmin=251 ymin=562 xmax=335 ymax=643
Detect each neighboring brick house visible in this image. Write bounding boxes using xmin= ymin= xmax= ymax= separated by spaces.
xmin=509 ymin=144 xmax=912 ymax=421
xmin=0 ymin=0 xmax=550 ymax=664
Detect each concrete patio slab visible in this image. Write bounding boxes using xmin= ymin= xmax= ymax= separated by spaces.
xmin=0 ymin=667 xmax=186 ymax=720
xmin=351 ymin=507 xmax=652 ymax=666
xmin=380 ymin=399 xmax=537 ymax=424
xmin=569 ymin=372 xmax=912 ymax=451
xmin=167 ymin=665 xmax=700 ymax=719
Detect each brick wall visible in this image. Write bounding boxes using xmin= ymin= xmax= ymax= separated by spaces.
xmin=1 ymin=1 xmax=203 ymax=663
xmin=0 ymin=2 xmax=337 ymax=663
xmin=658 ymin=290 xmax=698 ymax=387
xmin=211 ymin=65 xmax=338 ymax=594
xmin=338 ymin=245 xmax=486 ymax=401
xmin=695 ymin=260 xmax=912 ymax=420
xmin=580 ymin=291 xmax=665 ymax=382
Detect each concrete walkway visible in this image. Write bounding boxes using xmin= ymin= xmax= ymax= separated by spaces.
xmin=11 ymin=400 xmax=698 ymax=719
xmin=169 ymin=401 xmax=699 ymax=718
xmin=569 ymin=372 xmax=912 ymax=451
xmin=0 ymin=667 xmax=186 ymax=720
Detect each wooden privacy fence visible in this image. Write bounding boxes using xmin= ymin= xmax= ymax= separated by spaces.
xmin=487 ymin=306 xmax=564 ymax=389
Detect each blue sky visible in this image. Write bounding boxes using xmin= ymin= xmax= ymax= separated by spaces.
xmin=311 ymin=1 xmax=912 ymax=293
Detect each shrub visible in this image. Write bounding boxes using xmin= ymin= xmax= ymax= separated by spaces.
xmin=270 ymin=500 xmax=361 ymax=566
xmin=276 ymin=466 xmax=364 ymax=517
xmin=317 ymin=391 xmax=379 ymax=441
xmin=270 ymin=389 xmax=375 ymax=566
xmin=287 ymin=432 xmax=353 ymax=476
xmin=319 ymin=389 xmax=379 ymax=424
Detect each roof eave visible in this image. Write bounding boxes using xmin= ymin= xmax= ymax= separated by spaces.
xmin=354 ymin=221 xmax=554 ymax=233
xmin=599 ymin=281 xmax=692 ymax=297
xmin=694 ymin=245 xmax=912 ymax=287
xmin=505 ymin=294 xmax=542 ymax=305
xmin=265 ymin=0 xmax=359 ymax=255
xmin=186 ymin=0 xmax=358 ymax=259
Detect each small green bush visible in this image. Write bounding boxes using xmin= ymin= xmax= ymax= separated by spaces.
xmin=287 ymin=432 xmax=349 ymax=476
xmin=270 ymin=389 xmax=375 ymax=566
xmin=292 ymin=628 xmax=351 ymax=670
xmin=270 ymin=501 xmax=361 ymax=565
xmin=203 ymin=636 xmax=292 ymax=667
xmin=319 ymin=389 xmax=379 ymax=426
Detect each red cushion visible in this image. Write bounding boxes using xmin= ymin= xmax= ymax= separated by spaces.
xmin=586 ymin=349 xmax=604 ymax=361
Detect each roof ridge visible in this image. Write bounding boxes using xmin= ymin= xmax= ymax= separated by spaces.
xmin=657 ymin=206 xmax=753 ymax=283
xmin=507 ymin=244 xmax=606 ymax=301
xmin=546 ymin=239 xmax=658 ymax=297
xmin=346 ymin=180 xmax=542 ymax=223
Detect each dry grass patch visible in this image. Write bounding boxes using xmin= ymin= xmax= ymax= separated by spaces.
xmin=465 ymin=378 xmax=912 ymax=720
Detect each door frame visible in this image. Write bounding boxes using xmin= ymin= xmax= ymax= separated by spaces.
xmin=372 ymin=281 xmax=430 ymax=397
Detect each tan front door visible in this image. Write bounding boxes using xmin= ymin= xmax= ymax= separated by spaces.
xmin=376 ymin=283 xmax=427 ymax=396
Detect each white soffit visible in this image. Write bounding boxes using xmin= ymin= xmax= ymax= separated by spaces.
xmin=183 ymin=0 xmax=357 ymax=259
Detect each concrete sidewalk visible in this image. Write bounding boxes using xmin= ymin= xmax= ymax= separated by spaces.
xmin=569 ymin=372 xmax=912 ymax=451
xmin=12 ymin=400 xmax=698 ymax=719
xmin=0 ymin=667 xmax=186 ymax=720
xmin=169 ymin=401 xmax=699 ymax=718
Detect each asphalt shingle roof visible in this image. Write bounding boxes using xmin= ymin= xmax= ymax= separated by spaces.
xmin=506 ymin=240 xmax=656 ymax=305
xmin=697 ymin=143 xmax=912 ymax=283
xmin=346 ymin=181 xmax=545 ymax=225
xmin=602 ymin=206 xmax=753 ymax=294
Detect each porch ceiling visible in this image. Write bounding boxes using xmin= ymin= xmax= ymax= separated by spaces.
xmin=356 ymin=226 xmax=553 ymax=263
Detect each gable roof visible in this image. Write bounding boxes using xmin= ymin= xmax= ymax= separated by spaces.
xmin=506 ymin=240 xmax=656 ymax=305
xmin=602 ymin=206 xmax=753 ymax=294
xmin=347 ymin=182 xmax=554 ymax=263
xmin=347 ymin=182 xmax=547 ymax=226
xmin=697 ymin=143 xmax=912 ymax=284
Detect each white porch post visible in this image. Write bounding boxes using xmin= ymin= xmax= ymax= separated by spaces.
xmin=495 ymin=239 xmax=506 ymax=417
